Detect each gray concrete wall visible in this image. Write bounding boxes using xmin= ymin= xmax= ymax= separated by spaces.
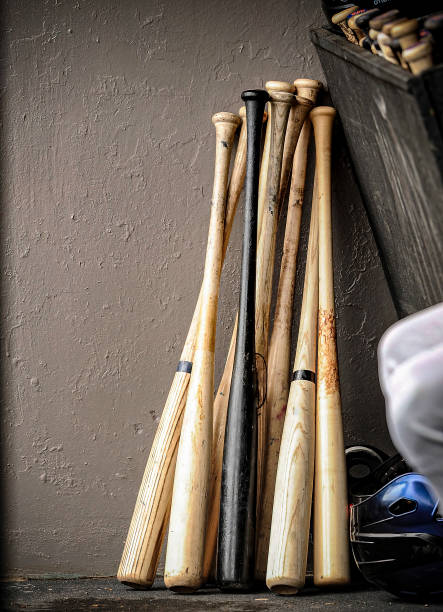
xmin=1 ymin=0 xmax=397 ymax=577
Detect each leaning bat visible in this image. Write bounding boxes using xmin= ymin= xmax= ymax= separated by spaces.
xmin=202 ymin=110 xmax=268 ymax=586
xmin=255 ymin=81 xmax=322 ymax=579
xmin=217 ymin=90 xmax=269 ymax=592
xmin=266 ymin=169 xmax=318 ymax=594
xmin=311 ymin=106 xmax=350 ymax=586
xmin=255 ymin=119 xmax=312 ymax=580
xmin=117 ymin=109 xmax=244 ymax=588
xmin=255 ymin=82 xmax=294 ymax=530
xmin=164 ymin=112 xmax=241 ymax=592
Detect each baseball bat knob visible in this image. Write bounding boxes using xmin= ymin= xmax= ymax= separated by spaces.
xmin=241 ymin=89 xmax=270 ymax=104
xmin=402 ymin=39 xmax=433 ymax=74
xmin=294 ymin=79 xmax=323 ymax=104
xmin=265 ymin=80 xmax=296 ymax=94
xmin=212 ymin=112 xmax=242 ymax=128
xmin=310 ymin=106 xmax=337 ymax=121
xmin=266 ymin=90 xmax=295 ymax=105
xmin=390 ymin=18 xmax=418 ymax=40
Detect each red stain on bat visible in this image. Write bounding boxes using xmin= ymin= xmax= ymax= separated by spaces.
xmin=276 ymin=404 xmax=287 ymax=420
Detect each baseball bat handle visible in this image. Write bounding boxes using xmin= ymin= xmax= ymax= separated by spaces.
xmin=217 ymin=90 xmax=269 ymax=592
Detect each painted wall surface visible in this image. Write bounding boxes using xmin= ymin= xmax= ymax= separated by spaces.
xmin=1 ymin=0 xmax=397 ymax=576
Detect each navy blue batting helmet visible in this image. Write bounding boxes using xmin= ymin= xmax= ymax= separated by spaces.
xmin=351 ymin=473 xmax=443 ymax=600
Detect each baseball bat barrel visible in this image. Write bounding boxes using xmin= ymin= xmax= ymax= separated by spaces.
xmin=202 ymin=313 xmax=238 ymax=583
xmin=255 ymin=120 xmax=312 ymax=580
xmin=310 ymin=106 xmax=350 ymax=586
xmin=117 ymin=110 xmax=244 ymax=589
xmin=217 ymin=90 xmax=269 ymax=592
xmin=266 ymin=169 xmax=318 ymax=594
xmin=164 ymin=112 xmax=241 ymax=592
xmin=255 ymin=83 xmax=294 ymax=530
xmin=202 ymin=108 xmax=268 ymax=584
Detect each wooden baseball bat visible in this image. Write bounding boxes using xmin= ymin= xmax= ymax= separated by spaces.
xmin=117 ymin=109 xmax=244 ymax=588
xmin=266 ymin=168 xmax=318 ymax=594
xmin=217 ymin=90 xmax=269 ymax=592
xmin=311 ymin=106 xmax=350 ymax=586
xmin=164 ymin=112 xmax=241 ymax=592
xmin=255 ymin=119 xmax=312 ymax=580
xmin=331 ymin=7 xmax=360 ymax=44
xmin=202 ymin=110 xmax=268 ymax=586
xmin=255 ymin=82 xmax=294 ymax=534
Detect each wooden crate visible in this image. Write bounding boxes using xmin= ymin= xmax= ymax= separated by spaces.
xmin=311 ymin=27 xmax=443 ymax=317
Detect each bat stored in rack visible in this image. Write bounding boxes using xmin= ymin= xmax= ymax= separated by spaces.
xmin=325 ymin=3 xmax=442 ymax=72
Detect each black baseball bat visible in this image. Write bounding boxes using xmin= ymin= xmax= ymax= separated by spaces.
xmin=217 ymin=89 xmax=269 ymax=592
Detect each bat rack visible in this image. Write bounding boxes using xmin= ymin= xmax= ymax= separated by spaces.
xmin=311 ymin=27 xmax=443 ymax=318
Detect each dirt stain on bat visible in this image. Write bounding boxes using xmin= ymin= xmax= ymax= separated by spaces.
xmin=318 ymin=308 xmax=339 ymax=394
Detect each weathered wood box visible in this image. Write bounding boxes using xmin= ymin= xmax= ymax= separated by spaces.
xmin=311 ymin=27 xmax=443 ymax=317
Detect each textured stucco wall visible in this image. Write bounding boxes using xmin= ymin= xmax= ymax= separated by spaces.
xmin=1 ymin=0 xmax=397 ymax=576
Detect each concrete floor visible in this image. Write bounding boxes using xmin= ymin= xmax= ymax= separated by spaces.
xmin=2 ymin=578 xmax=441 ymax=611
